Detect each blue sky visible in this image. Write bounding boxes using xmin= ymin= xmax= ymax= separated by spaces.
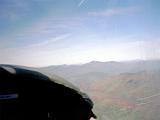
xmin=0 ymin=0 xmax=160 ymax=66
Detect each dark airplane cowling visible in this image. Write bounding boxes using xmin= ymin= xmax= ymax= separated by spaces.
xmin=0 ymin=64 xmax=96 ymax=120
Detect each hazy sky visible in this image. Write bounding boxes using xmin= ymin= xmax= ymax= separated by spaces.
xmin=0 ymin=0 xmax=160 ymax=66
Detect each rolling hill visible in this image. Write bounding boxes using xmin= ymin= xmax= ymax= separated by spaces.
xmin=38 ymin=60 xmax=160 ymax=120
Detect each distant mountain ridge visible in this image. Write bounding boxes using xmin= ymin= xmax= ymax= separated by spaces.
xmin=39 ymin=60 xmax=160 ymax=82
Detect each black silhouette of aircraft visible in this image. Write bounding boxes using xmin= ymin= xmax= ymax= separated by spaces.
xmin=0 ymin=64 xmax=96 ymax=120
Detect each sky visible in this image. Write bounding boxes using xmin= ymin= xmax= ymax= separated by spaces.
xmin=0 ymin=0 xmax=160 ymax=67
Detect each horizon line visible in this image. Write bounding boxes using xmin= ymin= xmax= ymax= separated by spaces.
xmin=37 ymin=59 xmax=160 ymax=68
xmin=1 ymin=59 xmax=160 ymax=68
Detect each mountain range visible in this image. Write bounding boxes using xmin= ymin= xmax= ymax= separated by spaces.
xmin=38 ymin=60 xmax=160 ymax=120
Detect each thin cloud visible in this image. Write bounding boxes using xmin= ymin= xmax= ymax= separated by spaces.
xmin=89 ymin=6 xmax=140 ymax=17
xmin=78 ymin=0 xmax=87 ymax=7
xmin=29 ymin=33 xmax=72 ymax=47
